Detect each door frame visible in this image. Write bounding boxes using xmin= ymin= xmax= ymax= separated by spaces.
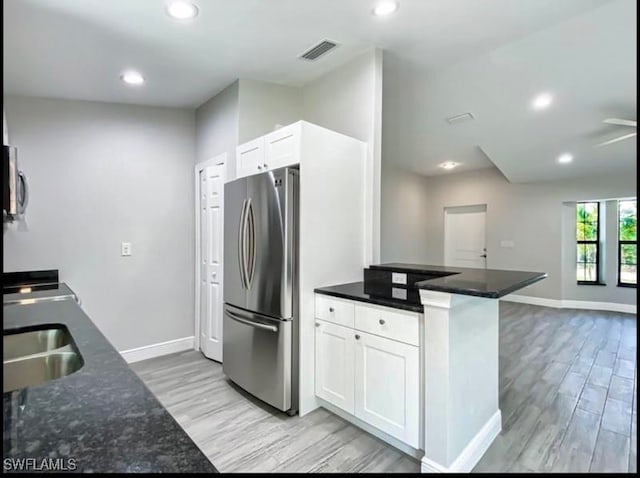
xmin=443 ymin=204 xmax=487 ymax=268
xmin=194 ymin=153 xmax=227 ymax=351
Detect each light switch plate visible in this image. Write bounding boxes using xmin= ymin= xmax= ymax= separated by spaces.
xmin=392 ymin=272 xmax=407 ymax=285
xmin=121 ymin=242 xmax=132 ymax=256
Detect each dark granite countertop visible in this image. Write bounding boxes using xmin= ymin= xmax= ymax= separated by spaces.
xmin=371 ymin=263 xmax=547 ymax=299
xmin=314 ymin=281 xmax=424 ymax=313
xmin=3 ymin=297 xmax=217 ymax=473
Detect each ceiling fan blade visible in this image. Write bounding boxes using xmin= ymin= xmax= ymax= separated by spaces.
xmin=596 ymin=132 xmax=637 ymax=147
xmin=603 ymin=118 xmax=637 ymax=127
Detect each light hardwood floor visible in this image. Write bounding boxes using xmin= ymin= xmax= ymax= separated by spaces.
xmin=132 ymin=302 xmax=637 ymax=473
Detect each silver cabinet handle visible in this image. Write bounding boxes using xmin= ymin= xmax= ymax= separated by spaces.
xmin=355 ymin=334 xmax=360 ymax=340
xmin=263 ymin=163 xmax=268 ymax=168
xmin=379 ymin=319 xmax=385 ymax=325
xmin=329 ymin=307 xmax=335 ymax=313
xmin=226 ymin=310 xmax=278 ymax=332
xmin=257 ymin=165 xmax=263 ymax=170
xmin=315 ymin=322 xmax=320 ymax=327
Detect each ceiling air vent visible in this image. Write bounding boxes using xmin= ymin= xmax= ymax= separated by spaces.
xmin=299 ymin=40 xmax=338 ymax=61
xmin=446 ymin=113 xmax=474 ymax=124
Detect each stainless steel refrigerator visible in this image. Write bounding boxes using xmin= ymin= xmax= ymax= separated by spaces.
xmin=223 ymin=166 xmax=299 ymax=414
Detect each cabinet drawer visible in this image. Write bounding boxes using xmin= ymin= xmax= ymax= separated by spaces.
xmin=315 ymin=295 xmax=355 ymax=328
xmin=354 ymin=304 xmax=419 ymax=346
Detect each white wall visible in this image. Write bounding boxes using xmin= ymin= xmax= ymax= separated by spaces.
xmin=3 ymin=96 xmax=197 ymax=351
xmin=196 ymin=81 xmax=239 ymax=168
xmin=303 ymin=49 xmax=383 ymax=264
xmin=237 ymin=79 xmax=302 ymax=144
xmin=420 ymin=167 xmax=636 ymax=305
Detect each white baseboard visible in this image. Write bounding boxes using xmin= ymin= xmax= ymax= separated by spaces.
xmin=421 ymin=410 xmax=502 ymax=473
xmin=502 ymin=295 xmax=636 ymax=315
xmin=120 ymin=336 xmax=195 ymax=364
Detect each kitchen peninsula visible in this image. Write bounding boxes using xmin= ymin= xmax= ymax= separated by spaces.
xmin=314 ymin=263 xmax=546 ymax=473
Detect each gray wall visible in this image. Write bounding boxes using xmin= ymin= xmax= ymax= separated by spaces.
xmin=380 ymin=164 xmax=431 ymax=263
xmin=420 ymin=167 xmax=636 ymax=304
xmin=3 ymin=96 xmax=197 ymax=351
xmin=302 ymin=49 xmax=383 ymax=263
xmin=199 ymin=51 xmax=384 ymax=262
xmin=380 ymin=51 xmax=435 ymax=264
xmin=196 ymin=81 xmax=239 ymax=167
xmin=237 ymin=79 xmax=302 ymax=144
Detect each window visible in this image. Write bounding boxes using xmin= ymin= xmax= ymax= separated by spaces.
xmin=618 ymin=199 xmax=637 ymax=286
xmin=576 ymin=202 xmax=600 ymax=283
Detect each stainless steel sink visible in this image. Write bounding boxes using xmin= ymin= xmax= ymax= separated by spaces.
xmin=3 ymin=325 xmax=83 ymax=393
xmin=3 ymin=352 xmax=83 ymax=393
xmin=3 ymin=328 xmax=72 ymax=361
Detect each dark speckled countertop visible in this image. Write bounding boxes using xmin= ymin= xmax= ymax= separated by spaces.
xmin=314 ymin=281 xmax=424 ymax=313
xmin=316 ymin=264 xmax=546 ymax=312
xmin=371 ymin=263 xmax=547 ymax=299
xmin=3 ymin=296 xmax=217 ymax=473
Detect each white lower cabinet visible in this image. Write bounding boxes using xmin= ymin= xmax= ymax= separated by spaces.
xmin=314 ymin=297 xmax=421 ymax=449
xmin=315 ymin=320 xmax=355 ymax=413
xmin=354 ymin=331 xmax=420 ymax=447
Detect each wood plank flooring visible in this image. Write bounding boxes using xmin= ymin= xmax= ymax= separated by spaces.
xmin=132 ymin=302 xmax=637 ymax=473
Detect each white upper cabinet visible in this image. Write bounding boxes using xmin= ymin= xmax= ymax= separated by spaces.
xmin=235 ymin=122 xmax=301 ymax=179
xmin=236 ymin=136 xmax=265 ymax=179
xmin=263 ymin=122 xmax=301 ymax=170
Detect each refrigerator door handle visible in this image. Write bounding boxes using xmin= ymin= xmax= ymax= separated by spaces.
xmin=17 ymin=171 xmax=29 ymax=214
xmin=225 ymin=309 xmax=278 ymax=333
xmin=246 ymin=198 xmax=256 ymax=288
xmin=238 ymin=198 xmax=249 ymax=289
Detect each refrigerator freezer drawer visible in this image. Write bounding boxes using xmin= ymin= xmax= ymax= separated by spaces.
xmin=222 ymin=305 xmax=292 ymax=411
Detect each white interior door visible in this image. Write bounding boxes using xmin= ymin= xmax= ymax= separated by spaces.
xmin=198 ymin=160 xmax=225 ymax=362
xmin=444 ymin=204 xmax=487 ymax=269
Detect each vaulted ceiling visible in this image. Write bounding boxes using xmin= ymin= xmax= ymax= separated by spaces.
xmin=3 ymin=0 xmax=636 ymax=182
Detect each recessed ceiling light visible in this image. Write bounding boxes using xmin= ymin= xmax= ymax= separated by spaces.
xmin=557 ymin=153 xmax=573 ymax=164
xmin=120 ymin=70 xmax=145 ymax=86
xmin=372 ymin=1 xmax=398 ymax=16
xmin=166 ymin=1 xmax=199 ymax=20
xmin=439 ymin=161 xmax=459 ymax=170
xmin=532 ymin=92 xmax=553 ymax=110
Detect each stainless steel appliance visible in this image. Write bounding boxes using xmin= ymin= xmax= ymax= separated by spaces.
xmin=3 ymin=145 xmax=29 ymax=220
xmin=223 ymin=166 xmax=298 ymax=415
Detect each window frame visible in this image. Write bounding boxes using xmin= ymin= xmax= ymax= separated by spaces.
xmin=617 ymin=199 xmax=637 ymax=288
xmin=576 ymin=201 xmax=601 ymax=285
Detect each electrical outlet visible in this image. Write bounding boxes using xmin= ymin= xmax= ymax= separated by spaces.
xmin=392 ymin=272 xmax=407 ymax=285
xmin=121 ymin=242 xmax=132 ymax=256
